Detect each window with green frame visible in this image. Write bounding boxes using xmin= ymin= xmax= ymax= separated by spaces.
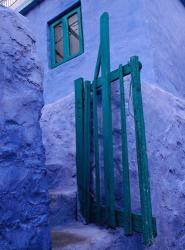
xmin=50 ymin=6 xmax=83 ymax=68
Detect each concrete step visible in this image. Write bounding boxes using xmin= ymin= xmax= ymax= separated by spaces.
xmin=51 ymin=222 xmax=143 ymax=250
xmin=49 ymin=189 xmax=77 ymax=227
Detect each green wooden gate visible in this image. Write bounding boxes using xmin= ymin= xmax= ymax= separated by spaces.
xmin=75 ymin=12 xmax=157 ymax=246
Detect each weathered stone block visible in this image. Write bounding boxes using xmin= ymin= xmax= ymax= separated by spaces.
xmin=0 ymin=6 xmax=50 ymax=250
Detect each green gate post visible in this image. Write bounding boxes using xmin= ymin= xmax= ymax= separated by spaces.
xmin=75 ymin=78 xmax=85 ymax=217
xmin=130 ymin=56 xmax=154 ymax=246
xmin=100 ymin=12 xmax=115 ymax=228
xmin=92 ymin=47 xmax=102 ymax=224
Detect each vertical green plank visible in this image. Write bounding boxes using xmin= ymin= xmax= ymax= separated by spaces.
xmin=83 ymin=80 xmax=91 ymax=224
xmin=100 ymin=12 xmax=115 ymax=228
xmin=75 ymin=78 xmax=84 ymax=217
xmin=92 ymin=36 xmax=101 ymax=224
xmin=119 ymin=65 xmax=133 ymax=235
xmin=130 ymin=56 xmax=154 ymax=246
xmin=92 ymin=80 xmax=101 ymax=224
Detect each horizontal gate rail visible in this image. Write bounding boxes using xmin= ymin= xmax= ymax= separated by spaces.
xmin=96 ymin=62 xmax=142 ymax=89
xmin=90 ymin=203 xmax=157 ymax=236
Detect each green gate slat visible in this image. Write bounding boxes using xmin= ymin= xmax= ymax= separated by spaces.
xmin=119 ymin=65 xmax=133 ymax=235
xmin=100 ymin=12 xmax=115 ymax=228
xmin=83 ymin=80 xmax=91 ymax=224
xmin=74 ymin=78 xmax=84 ymax=217
xmin=92 ymin=42 xmax=102 ymax=224
xmin=92 ymin=80 xmax=101 ymax=224
xmin=74 ymin=12 xmax=157 ymax=247
xmin=130 ymin=56 xmax=154 ymax=246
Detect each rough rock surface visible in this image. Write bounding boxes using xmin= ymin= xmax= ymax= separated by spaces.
xmin=111 ymin=79 xmax=185 ymax=249
xmin=49 ymin=189 xmax=76 ymax=227
xmin=0 ymin=6 xmax=50 ymax=250
xmin=41 ymin=79 xmax=185 ymax=249
xmin=41 ymin=93 xmax=77 ymax=225
xmin=41 ymin=94 xmax=76 ymax=192
xmin=143 ymin=83 xmax=185 ymax=250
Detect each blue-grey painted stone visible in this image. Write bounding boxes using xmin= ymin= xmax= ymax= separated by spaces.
xmin=0 ymin=6 xmax=51 ymax=250
xmin=41 ymin=80 xmax=185 ymax=249
xmin=111 ymin=79 xmax=185 ymax=249
xmin=49 ymin=189 xmax=77 ymax=227
xmin=40 ymin=94 xmax=76 ymax=191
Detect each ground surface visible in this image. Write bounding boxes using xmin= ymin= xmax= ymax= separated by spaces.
xmin=51 ymin=222 xmax=143 ymax=250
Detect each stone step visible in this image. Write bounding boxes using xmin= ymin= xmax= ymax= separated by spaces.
xmin=51 ymin=222 xmax=118 ymax=250
xmin=49 ymin=189 xmax=77 ymax=227
xmin=51 ymin=222 xmax=143 ymax=250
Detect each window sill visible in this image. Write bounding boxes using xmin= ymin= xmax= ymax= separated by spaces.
xmin=50 ymin=50 xmax=84 ymax=69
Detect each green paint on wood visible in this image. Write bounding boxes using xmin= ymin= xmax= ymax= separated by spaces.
xmin=92 ymin=46 xmax=101 ymax=224
xmin=119 ymin=65 xmax=133 ymax=235
xmin=83 ymin=80 xmax=91 ymax=224
xmin=100 ymin=12 xmax=115 ymax=228
xmin=74 ymin=12 xmax=157 ymax=247
xmin=90 ymin=203 xmax=157 ymax=237
xmin=92 ymin=80 xmax=101 ymax=224
xmin=96 ymin=62 xmax=142 ymax=89
xmin=74 ymin=78 xmax=84 ymax=217
xmin=130 ymin=56 xmax=154 ymax=246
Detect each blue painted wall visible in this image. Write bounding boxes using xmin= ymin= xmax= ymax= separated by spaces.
xmin=24 ymin=0 xmax=185 ymax=104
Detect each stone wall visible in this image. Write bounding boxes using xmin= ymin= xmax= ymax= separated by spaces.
xmin=27 ymin=0 xmax=185 ymax=249
xmin=0 ymin=6 xmax=50 ymax=250
xmin=112 ymin=80 xmax=185 ymax=249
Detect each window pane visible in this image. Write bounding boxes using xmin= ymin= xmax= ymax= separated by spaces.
xmin=68 ymin=13 xmax=80 ymax=55
xmin=54 ymin=23 xmax=64 ymax=63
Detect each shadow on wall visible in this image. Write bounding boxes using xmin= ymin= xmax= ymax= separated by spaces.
xmin=181 ymin=0 xmax=185 ymax=6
